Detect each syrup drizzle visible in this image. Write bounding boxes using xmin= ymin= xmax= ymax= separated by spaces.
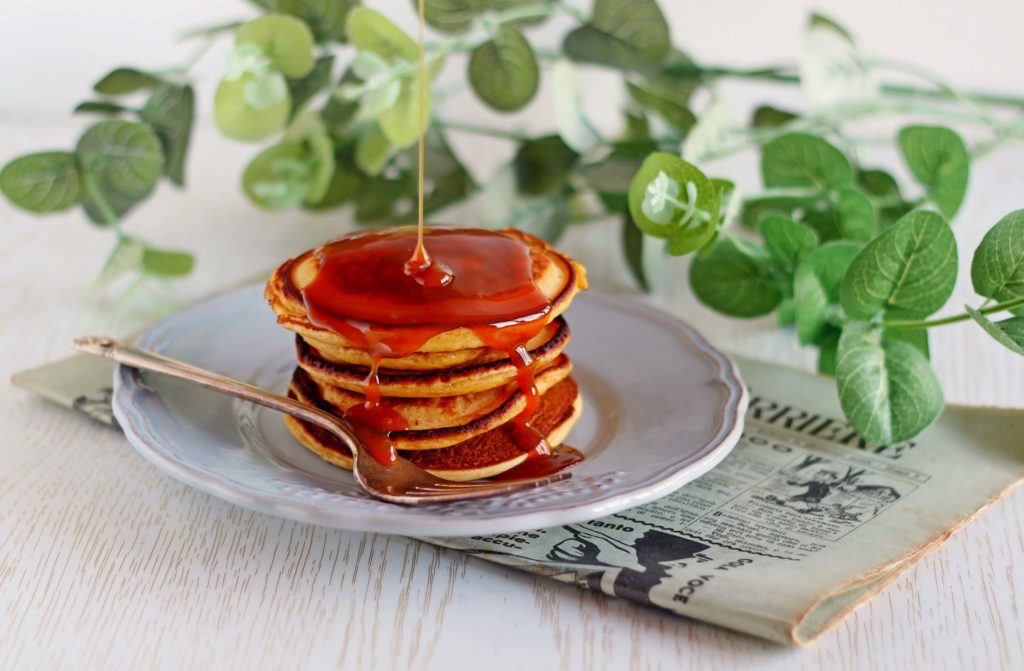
xmin=302 ymin=228 xmax=553 ymax=467
xmin=298 ymin=0 xmax=575 ymax=475
xmin=402 ymin=0 xmax=452 ymax=289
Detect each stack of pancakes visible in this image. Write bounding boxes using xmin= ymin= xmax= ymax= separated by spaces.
xmin=265 ymin=228 xmax=588 ymax=481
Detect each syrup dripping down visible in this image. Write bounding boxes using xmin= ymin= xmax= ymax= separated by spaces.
xmin=302 ymin=229 xmax=562 ymax=468
xmin=402 ymin=0 xmax=453 ymax=289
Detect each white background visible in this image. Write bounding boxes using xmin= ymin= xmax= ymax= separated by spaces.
xmin=2 ymin=2 xmax=1024 ymax=670
xmin=2 ymin=0 xmax=1023 ymax=115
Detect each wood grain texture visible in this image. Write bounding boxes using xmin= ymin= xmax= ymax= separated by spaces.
xmin=1 ymin=123 xmax=1023 ymax=671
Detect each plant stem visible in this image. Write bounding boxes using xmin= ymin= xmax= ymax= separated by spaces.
xmin=434 ymin=118 xmax=533 ymax=142
xmin=883 ymin=296 xmax=1024 ymax=330
xmin=663 ymin=62 xmax=1024 ymax=109
xmin=742 ymin=187 xmax=820 ymax=202
xmin=81 ymin=165 xmax=120 ymax=228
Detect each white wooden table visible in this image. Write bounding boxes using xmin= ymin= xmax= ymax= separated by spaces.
xmin=2 ymin=118 xmax=1023 ymax=671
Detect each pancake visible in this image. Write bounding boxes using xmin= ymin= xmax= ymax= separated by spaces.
xmin=295 ymin=318 xmax=570 ymax=398
xmin=284 ymin=376 xmax=582 ymax=480
xmin=300 ymin=318 xmax=564 ymax=371
xmin=292 ymin=355 xmax=572 ymax=450
xmin=266 ymin=228 xmax=588 ymax=355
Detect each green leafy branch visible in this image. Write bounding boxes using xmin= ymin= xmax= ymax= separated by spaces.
xmin=0 ymin=63 xmax=197 ymax=285
xmin=631 ymin=128 xmax=1024 ymax=445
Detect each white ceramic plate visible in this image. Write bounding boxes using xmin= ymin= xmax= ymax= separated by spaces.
xmin=112 ymin=285 xmax=747 ymax=536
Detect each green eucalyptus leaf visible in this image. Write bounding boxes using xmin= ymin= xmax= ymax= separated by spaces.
xmin=421 ymin=0 xmax=478 ymax=33
xmin=342 ymin=128 xmax=471 ymax=225
xmin=578 ymin=142 xmax=654 ymax=210
xmin=794 ymin=241 xmax=860 ymax=345
xmin=965 ymin=308 xmax=1024 ymax=356
xmin=628 ymin=152 xmax=717 ymax=253
xmin=580 ymin=158 xmax=638 ymax=209
xmin=509 ymin=197 xmax=568 ymax=242
xmin=856 ymin=168 xmax=913 ymax=229
xmin=514 ymin=135 xmax=578 ymax=197
xmin=751 ymin=106 xmax=798 ymax=128
xmin=777 ymin=298 xmax=796 ymax=327
xmin=689 ymin=237 xmax=783 ymax=317
xmin=878 ymin=202 xmax=916 ymax=230
xmin=681 ymin=100 xmax=730 ymax=163
xmin=96 ymin=236 xmax=145 ymax=286
xmin=283 ymin=112 xmax=335 ymax=203
xmin=141 ymin=246 xmax=195 ymax=277
xmin=139 ymin=84 xmax=195 ymax=187
xmin=243 ymin=141 xmax=313 ymax=209
xmin=836 ymin=322 xmax=943 ymax=444
xmin=808 ymin=12 xmax=855 ymax=40
xmin=840 ymin=210 xmax=957 ymax=320
xmin=551 ymin=59 xmax=601 ymax=154
xmin=971 ymin=210 xmax=1024 ymax=312
xmin=711 ymin=178 xmax=735 ymax=200
xmin=74 ymin=101 xmax=129 ymax=116
xmin=760 ymin=215 xmax=818 ymax=271
xmin=489 ymin=0 xmax=554 ymax=26
xmin=0 ymin=152 xmax=83 ymax=214
xmin=856 ymin=168 xmax=901 ymax=201
xmin=418 ymin=0 xmax=543 ymax=33
xmin=321 ymin=67 xmax=361 ymax=137
xmin=740 ymin=195 xmax=818 ymax=231
xmin=835 ymin=186 xmax=875 ymax=241
xmin=76 ymin=120 xmax=164 ymax=201
xmin=624 ymin=109 xmax=650 ymax=141
xmin=761 ymin=132 xmax=852 ymax=190
xmin=354 ymin=126 xmax=394 ymax=176
xmin=346 ymin=7 xmax=418 ymax=62
xmin=249 ymin=0 xmax=356 ymax=42
xmin=82 ymin=183 xmax=142 ymax=225
xmin=897 ymin=125 xmax=969 ymax=218
xmin=354 ymin=173 xmax=412 ymax=223
xmin=306 ymin=156 xmax=362 ymax=211
xmin=817 ymin=326 xmax=841 ymax=376
xmin=214 ymin=74 xmax=291 ymax=142
xmin=800 ymin=207 xmax=843 ymax=242
xmin=288 ymin=55 xmax=335 ymax=118
xmin=468 ymin=26 xmax=539 ymax=112
xmin=800 ymin=13 xmax=874 ymax=111
xmin=93 ymin=67 xmax=162 ymax=95
xmin=236 ymin=14 xmax=316 ymax=78
xmin=378 ymin=75 xmax=431 ymax=148
xmin=626 ymin=54 xmax=699 ymax=133
xmin=711 ymin=178 xmax=737 ymax=228
xmin=622 ymin=217 xmax=650 ymax=292
xmin=882 ymin=327 xmax=930 ymax=359
xmin=563 ymin=0 xmax=670 ymax=69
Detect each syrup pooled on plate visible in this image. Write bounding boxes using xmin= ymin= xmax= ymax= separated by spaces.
xmin=301 ymin=227 xmax=561 ymax=468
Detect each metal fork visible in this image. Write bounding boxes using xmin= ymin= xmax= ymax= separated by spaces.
xmin=72 ymin=337 xmax=570 ymax=504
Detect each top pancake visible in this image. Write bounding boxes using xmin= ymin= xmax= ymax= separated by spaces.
xmin=265 ymin=227 xmax=587 ymax=356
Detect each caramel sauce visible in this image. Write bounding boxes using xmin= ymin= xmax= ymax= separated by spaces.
xmin=302 ymin=228 xmax=554 ymax=466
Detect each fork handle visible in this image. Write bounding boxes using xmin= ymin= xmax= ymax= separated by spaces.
xmin=72 ymin=336 xmax=362 ymax=455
